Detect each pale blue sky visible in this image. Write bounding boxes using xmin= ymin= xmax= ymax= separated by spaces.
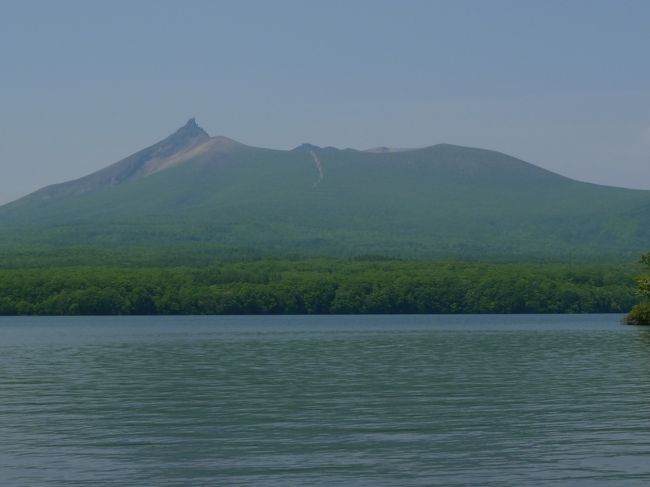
xmin=1 ymin=0 xmax=649 ymax=203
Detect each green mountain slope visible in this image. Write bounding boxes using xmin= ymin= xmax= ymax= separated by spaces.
xmin=1 ymin=119 xmax=649 ymax=260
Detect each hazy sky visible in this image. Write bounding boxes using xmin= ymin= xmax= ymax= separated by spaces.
xmin=1 ymin=0 xmax=649 ymax=204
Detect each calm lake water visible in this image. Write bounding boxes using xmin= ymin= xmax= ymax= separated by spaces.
xmin=1 ymin=314 xmax=650 ymax=486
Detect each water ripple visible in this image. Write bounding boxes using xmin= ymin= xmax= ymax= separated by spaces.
xmin=1 ymin=314 xmax=650 ymax=486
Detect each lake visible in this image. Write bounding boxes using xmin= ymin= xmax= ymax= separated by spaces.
xmin=1 ymin=314 xmax=650 ymax=486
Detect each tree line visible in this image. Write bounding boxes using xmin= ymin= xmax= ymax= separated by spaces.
xmin=0 ymin=259 xmax=640 ymax=315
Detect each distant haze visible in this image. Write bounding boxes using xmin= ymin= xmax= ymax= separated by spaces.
xmin=1 ymin=0 xmax=649 ymax=204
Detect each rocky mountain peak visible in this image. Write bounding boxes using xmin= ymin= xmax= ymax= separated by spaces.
xmin=171 ymin=118 xmax=210 ymax=142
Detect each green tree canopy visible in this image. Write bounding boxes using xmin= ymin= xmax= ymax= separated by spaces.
xmin=625 ymin=252 xmax=650 ymax=325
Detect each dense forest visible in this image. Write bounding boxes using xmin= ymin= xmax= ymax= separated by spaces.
xmin=0 ymin=259 xmax=640 ymax=316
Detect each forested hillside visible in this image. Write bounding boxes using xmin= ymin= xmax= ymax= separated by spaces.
xmin=1 ymin=120 xmax=649 ymax=260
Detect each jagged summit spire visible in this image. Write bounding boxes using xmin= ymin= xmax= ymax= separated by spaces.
xmin=184 ymin=117 xmax=198 ymax=129
xmin=173 ymin=118 xmax=210 ymax=140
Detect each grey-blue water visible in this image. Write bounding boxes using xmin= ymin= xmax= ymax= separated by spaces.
xmin=1 ymin=314 xmax=650 ymax=486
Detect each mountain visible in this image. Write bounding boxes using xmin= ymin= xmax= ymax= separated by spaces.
xmin=1 ymin=119 xmax=649 ymax=260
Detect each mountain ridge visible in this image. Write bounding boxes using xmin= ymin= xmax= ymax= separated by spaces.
xmin=1 ymin=119 xmax=649 ymax=260
xmin=9 ymin=119 xmax=629 ymax=203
